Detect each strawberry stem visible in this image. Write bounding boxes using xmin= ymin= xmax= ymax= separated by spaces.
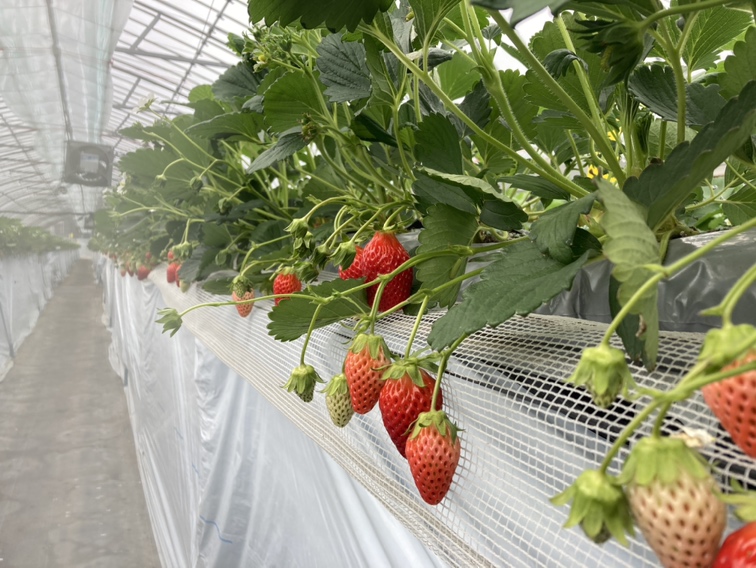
xmin=431 ymin=334 xmax=469 ymax=411
xmin=300 ymin=304 xmax=324 ymax=366
xmin=404 ymin=295 xmax=431 ymax=359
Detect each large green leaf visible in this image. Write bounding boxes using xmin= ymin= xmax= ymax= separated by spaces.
xmin=248 ymin=0 xmax=393 ymax=32
xmin=479 ymin=199 xmax=528 ymax=231
xmin=529 ymin=193 xmax=596 ymax=264
xmin=316 ymin=33 xmax=372 ymax=103
xmin=412 ymin=171 xmax=481 ymax=215
xmin=263 ymin=71 xmax=326 ymax=133
xmin=470 ymin=117 xmax=516 ymax=175
xmin=436 ymin=52 xmax=481 ymax=100
xmin=247 ymin=128 xmax=308 ymax=173
xmin=624 ymin=80 xmax=756 ymax=230
xmin=721 ymin=27 xmax=756 ymax=100
xmin=471 ymin=0 xmax=571 ymax=25
xmin=683 ymin=8 xmax=753 ymax=72
xmin=628 ymin=65 xmax=726 ymax=127
xmin=186 ymin=112 xmax=264 ymax=141
xmin=267 ymin=279 xmax=370 ymax=342
xmin=415 ymin=114 xmax=464 ymax=174
xmin=598 ymin=181 xmax=659 ymax=367
xmin=500 ymin=174 xmax=571 ymax=201
xmin=723 ymin=186 xmax=756 ymax=226
xmin=419 ymin=167 xmax=501 ymax=197
xmin=409 ymin=0 xmax=463 ymax=43
xmin=498 ymin=70 xmax=539 ymax=140
xmin=427 ymin=240 xmax=590 ymax=349
xmin=212 ymin=63 xmax=267 ymax=103
xmin=416 ymin=205 xmax=479 ymax=307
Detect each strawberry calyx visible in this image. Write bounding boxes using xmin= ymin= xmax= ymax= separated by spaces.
xmin=349 ymin=333 xmax=392 ymax=364
xmin=697 ymin=324 xmax=756 ymax=372
xmin=382 ymin=359 xmax=426 ymax=387
xmin=284 ymin=364 xmax=324 ymax=403
xmin=322 ymin=373 xmax=350 ymax=397
xmin=551 ymin=470 xmax=634 ymax=545
xmin=618 ymin=436 xmax=711 ymax=487
xmin=409 ymin=410 xmax=459 ymax=445
xmin=720 ymin=489 xmax=756 ymax=523
xmin=232 ymin=276 xmax=254 ymax=297
xmin=568 ymin=344 xmax=634 ymax=408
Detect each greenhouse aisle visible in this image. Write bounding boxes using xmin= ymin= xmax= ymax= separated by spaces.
xmin=0 ymin=260 xmax=159 ymax=568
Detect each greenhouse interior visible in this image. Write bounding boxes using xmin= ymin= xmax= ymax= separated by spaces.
xmin=2 ymin=0 xmax=756 ymax=567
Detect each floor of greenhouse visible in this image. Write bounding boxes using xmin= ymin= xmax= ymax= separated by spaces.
xmin=0 ymin=260 xmax=159 ymax=567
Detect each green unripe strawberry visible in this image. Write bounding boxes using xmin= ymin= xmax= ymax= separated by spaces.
xmin=285 ymin=364 xmax=323 ymax=403
xmin=323 ymin=374 xmax=354 ymax=427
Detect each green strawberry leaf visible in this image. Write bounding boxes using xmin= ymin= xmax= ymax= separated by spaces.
xmin=721 ymin=27 xmax=756 ymax=100
xmin=500 ymin=174 xmax=571 ymax=201
xmin=415 ymin=113 xmax=464 ymax=174
xmin=248 ymin=0 xmax=393 ymax=32
xmin=436 ymin=51 xmax=481 ymax=100
xmin=624 ymin=80 xmax=756 ymax=231
xmin=427 ymin=240 xmax=590 ymax=349
xmin=723 ymin=186 xmax=756 ymax=226
xmin=479 ymin=199 xmax=528 ymax=231
xmin=247 ymin=128 xmax=308 ymax=173
xmin=185 ymin=112 xmax=264 ymax=141
xmin=316 ymin=33 xmax=372 ymax=103
xmin=543 ymin=49 xmax=587 ymax=79
xmin=529 ymin=193 xmax=597 ymax=264
xmin=419 ymin=167 xmax=501 ymax=198
xmin=459 ymin=80 xmax=492 ymax=135
xmin=628 ymin=65 xmax=726 ymax=127
xmin=267 ymin=278 xmax=370 ymax=342
xmin=412 ymin=171 xmax=481 ymax=215
xmin=683 ymin=7 xmax=753 ymax=73
xmin=608 ymin=275 xmax=646 ymax=365
xmin=409 ymin=0 xmax=463 ymax=43
xmin=263 ymin=71 xmax=326 ymax=133
xmin=416 ymin=204 xmax=479 ymax=308
xmin=598 ymin=180 xmax=659 ymax=368
xmin=212 ymin=62 xmax=267 ymax=103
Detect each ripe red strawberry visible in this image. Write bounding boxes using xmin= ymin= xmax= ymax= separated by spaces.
xmin=339 ymin=245 xmax=364 ymax=280
xmin=621 ymin=437 xmax=726 ymax=568
xmin=379 ymin=363 xmax=443 ymax=458
xmin=273 ymin=271 xmax=302 ymax=306
xmin=119 ymin=267 xmax=127 ymax=277
xmin=344 ymin=334 xmax=391 ymax=414
xmin=714 ymin=522 xmax=756 ymax=567
xmin=175 ymin=264 xmax=182 ymax=287
xmin=166 ymin=262 xmax=179 ymax=283
xmin=323 ymin=374 xmax=354 ymax=427
xmin=361 ymin=232 xmax=412 ymax=312
xmin=137 ymin=264 xmax=150 ymax=280
xmin=232 ymin=279 xmax=255 ymax=318
xmin=405 ymin=410 xmax=461 ymax=505
xmin=702 ymin=349 xmax=756 ymax=458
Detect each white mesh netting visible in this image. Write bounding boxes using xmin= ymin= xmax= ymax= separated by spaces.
xmin=151 ymin=265 xmax=748 ymax=567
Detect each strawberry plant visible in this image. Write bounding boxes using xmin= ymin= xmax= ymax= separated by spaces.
xmin=0 ymin=217 xmax=78 ymax=257
xmin=91 ymin=0 xmax=756 ymax=562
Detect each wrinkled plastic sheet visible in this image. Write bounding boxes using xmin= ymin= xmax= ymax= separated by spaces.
xmin=0 ymin=251 xmax=79 ymax=381
xmin=98 ymin=256 xmax=445 ymax=568
xmin=537 ymin=229 xmax=756 ymax=331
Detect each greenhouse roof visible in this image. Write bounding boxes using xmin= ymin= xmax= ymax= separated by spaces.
xmin=0 ymin=0 xmax=250 ymax=231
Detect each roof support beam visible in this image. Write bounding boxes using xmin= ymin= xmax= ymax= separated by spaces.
xmin=114 ymin=46 xmax=228 ymax=68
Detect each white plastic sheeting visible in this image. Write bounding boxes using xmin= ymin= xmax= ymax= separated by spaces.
xmin=0 ymin=250 xmax=80 ymax=381
xmin=98 ymin=257 xmax=445 ymax=568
